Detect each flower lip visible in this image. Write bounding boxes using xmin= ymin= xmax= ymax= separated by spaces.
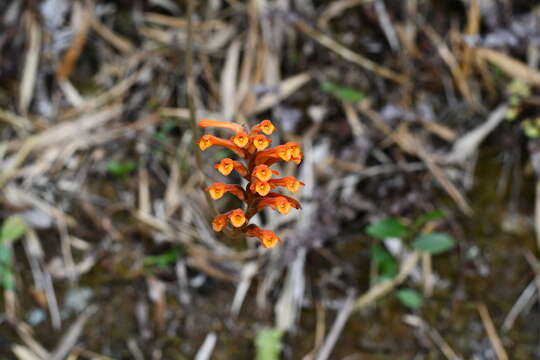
xmin=207 ymin=183 xmax=225 ymax=200
xmin=253 ymin=135 xmax=271 ymax=151
xmin=215 ymin=158 xmax=234 ymax=175
xmin=252 ymin=165 xmax=273 ymax=182
xmin=260 ymin=230 xmax=280 ymax=248
xmin=197 ymin=135 xmax=214 ymax=150
xmin=229 ymin=209 xmax=246 ymax=228
xmin=251 ymin=180 xmax=271 ymax=196
xmin=259 ymin=120 xmax=275 ymax=135
xmin=212 ymin=215 xmax=228 ymax=232
xmin=232 ymin=132 xmax=250 ymax=148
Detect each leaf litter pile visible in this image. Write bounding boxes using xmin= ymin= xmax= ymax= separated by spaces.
xmin=0 ymin=0 xmax=539 ymax=359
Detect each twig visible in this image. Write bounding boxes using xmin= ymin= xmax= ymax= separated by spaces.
xmin=354 ymin=251 xmax=420 ymax=311
xmin=295 ymin=20 xmax=407 ymax=84
xmin=477 ymin=303 xmax=509 ymax=360
xmin=186 ymin=0 xmax=216 ymax=216
xmin=315 ymin=291 xmax=356 ymax=360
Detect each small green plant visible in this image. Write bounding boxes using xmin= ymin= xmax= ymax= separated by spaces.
xmin=143 ymin=247 xmax=183 ymax=269
xmin=321 ymin=81 xmax=364 ymax=103
xmin=0 ymin=216 xmax=28 ymax=290
xmin=106 ymin=160 xmax=136 ymax=180
xmin=365 ymin=210 xmax=455 ymax=309
xmin=255 ymin=328 xmax=283 ymax=360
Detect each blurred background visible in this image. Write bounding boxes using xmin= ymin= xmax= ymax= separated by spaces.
xmin=0 ymin=0 xmax=539 ymax=359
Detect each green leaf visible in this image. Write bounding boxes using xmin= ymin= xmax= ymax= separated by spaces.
xmin=413 ymin=233 xmax=455 ymax=254
xmin=321 ymin=81 xmax=364 ymax=103
xmin=370 ymin=245 xmax=398 ymax=279
xmin=255 ymin=328 xmax=283 ymax=360
xmin=0 ymin=216 xmax=28 ymax=244
xmin=106 ymin=160 xmax=136 ymax=179
xmin=365 ymin=218 xmax=407 ymax=239
xmin=0 ymin=245 xmax=12 ymax=265
xmin=413 ymin=210 xmax=445 ymax=228
xmin=1 ymin=269 xmax=14 ymax=290
xmin=396 ymin=288 xmax=423 ymax=309
xmin=144 ymin=248 xmax=183 ymax=268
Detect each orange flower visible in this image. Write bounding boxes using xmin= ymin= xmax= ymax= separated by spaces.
xmin=247 ymin=226 xmax=280 ymax=248
xmin=256 ymin=195 xmax=300 ymax=214
xmin=232 ymin=132 xmax=250 ymax=148
xmin=212 ymin=214 xmax=228 ymax=232
xmin=251 ymin=120 xmax=275 ymax=135
xmin=252 ymin=165 xmax=279 ymax=182
xmin=252 ymin=135 xmax=271 ymax=151
xmin=269 ymin=176 xmax=305 ymax=193
xmin=198 ymin=120 xmax=245 ymax=133
xmin=214 ymin=158 xmax=248 ymax=177
xmin=215 ymin=158 xmax=234 ymax=175
xmin=250 ymin=179 xmax=271 ymax=196
xmin=228 ymin=209 xmax=246 ymax=228
xmin=206 ymin=183 xmax=245 ymax=200
xmin=196 ymin=135 xmax=245 ymax=157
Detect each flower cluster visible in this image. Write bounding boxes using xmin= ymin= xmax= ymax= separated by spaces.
xmin=197 ymin=120 xmax=304 ymax=248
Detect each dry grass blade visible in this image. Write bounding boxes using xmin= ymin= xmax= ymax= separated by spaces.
xmin=461 ymin=0 xmax=480 ymax=77
xmin=403 ymin=315 xmax=463 ymax=360
xmin=50 ymin=305 xmax=97 ymax=360
xmin=221 ymin=40 xmax=241 ymax=121
xmin=56 ymin=4 xmax=91 ymax=81
xmin=536 ymin=180 xmax=540 ymax=252
xmin=12 ymin=345 xmax=43 ymax=360
xmin=358 ymin=105 xmax=472 ymax=214
xmin=89 ymin=11 xmax=135 ymax=53
xmin=19 ymin=11 xmax=41 ymax=114
xmin=476 ymin=48 xmax=540 ymax=85
xmin=252 ymin=73 xmax=311 ymax=114
xmin=445 ymin=104 xmax=508 ymax=164
xmin=354 ymin=251 xmax=420 ymax=311
xmin=318 ymin=0 xmax=374 ymax=29
xmin=315 ymin=291 xmax=356 ymax=360
xmin=295 ymin=21 xmax=406 ymax=84
xmin=422 ymin=25 xmax=474 ymax=106
xmin=194 ymin=332 xmax=217 ymax=360
xmin=477 ymin=303 xmax=509 ymax=360
xmin=276 ymin=249 xmax=307 ymax=332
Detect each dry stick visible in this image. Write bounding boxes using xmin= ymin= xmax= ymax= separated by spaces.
xmin=477 ymin=303 xmax=509 ymax=360
xmin=186 ymin=0 xmax=216 ymax=217
xmin=295 ymin=20 xmax=407 ymax=84
xmin=354 ymin=251 xmax=420 ymax=311
xmin=315 ymin=291 xmax=356 ymax=360
xmin=358 ymin=104 xmax=472 ymax=214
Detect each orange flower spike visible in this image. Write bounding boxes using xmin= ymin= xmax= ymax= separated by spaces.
xmin=212 ymin=214 xmax=228 ymax=232
xmin=198 ymin=120 xmax=245 ymax=133
xmin=252 ymin=135 xmax=272 ymax=151
xmin=251 ymin=120 xmax=275 ymax=135
xmin=250 ymin=179 xmax=271 ymax=196
xmin=228 ymin=209 xmax=246 ymax=228
xmin=231 ymin=132 xmax=250 ymax=148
